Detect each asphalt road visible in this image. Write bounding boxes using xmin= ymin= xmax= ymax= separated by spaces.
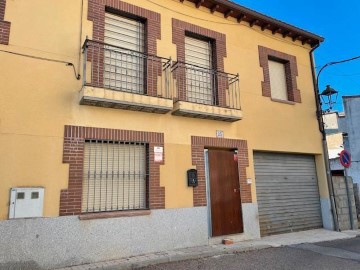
xmin=139 ymin=237 xmax=360 ymax=270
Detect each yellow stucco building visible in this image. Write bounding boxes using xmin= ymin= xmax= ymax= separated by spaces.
xmin=0 ymin=0 xmax=333 ymax=268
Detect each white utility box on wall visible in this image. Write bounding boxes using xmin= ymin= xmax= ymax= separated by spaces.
xmin=9 ymin=187 xmax=45 ymax=219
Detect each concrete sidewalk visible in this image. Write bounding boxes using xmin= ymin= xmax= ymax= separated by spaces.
xmin=58 ymin=229 xmax=360 ymax=270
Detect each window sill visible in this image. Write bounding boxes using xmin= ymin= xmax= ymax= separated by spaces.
xmin=79 ymin=210 xmax=151 ymax=220
xmin=271 ymin=98 xmax=295 ymax=105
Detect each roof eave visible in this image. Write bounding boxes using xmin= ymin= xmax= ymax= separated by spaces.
xmin=181 ymin=0 xmax=324 ymax=47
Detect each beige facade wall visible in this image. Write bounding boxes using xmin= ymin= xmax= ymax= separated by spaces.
xmin=0 ymin=0 xmax=327 ymax=219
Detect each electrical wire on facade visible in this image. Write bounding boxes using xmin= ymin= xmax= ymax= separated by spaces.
xmin=0 ymin=49 xmax=81 ymax=80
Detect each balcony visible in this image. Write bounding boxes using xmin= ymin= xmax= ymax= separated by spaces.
xmin=171 ymin=62 xmax=242 ymax=122
xmin=79 ymin=40 xmax=242 ymax=122
xmin=80 ymin=40 xmax=173 ymax=114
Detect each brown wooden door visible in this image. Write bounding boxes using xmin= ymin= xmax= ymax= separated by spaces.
xmin=208 ymin=149 xmax=243 ymax=237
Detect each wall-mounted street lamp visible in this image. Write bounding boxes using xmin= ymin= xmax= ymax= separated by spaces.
xmin=320 ymin=85 xmax=338 ymax=113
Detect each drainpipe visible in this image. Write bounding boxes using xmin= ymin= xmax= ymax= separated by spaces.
xmin=309 ymin=43 xmax=340 ymax=232
xmin=78 ymin=0 xmax=84 ymax=79
xmin=344 ymin=167 xmax=354 ymax=229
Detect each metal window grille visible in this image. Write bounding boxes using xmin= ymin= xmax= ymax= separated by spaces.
xmin=82 ymin=140 xmax=148 ymax=213
xmin=104 ymin=13 xmax=145 ymax=94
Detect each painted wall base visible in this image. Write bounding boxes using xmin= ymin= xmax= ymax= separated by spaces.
xmin=320 ymin=198 xmax=335 ymax=231
xmin=0 ymin=203 xmax=262 ymax=269
xmin=242 ymin=203 xmax=261 ymax=239
xmin=0 ymin=207 xmax=208 ymax=269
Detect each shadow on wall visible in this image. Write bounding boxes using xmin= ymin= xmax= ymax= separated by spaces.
xmin=353 ymin=183 xmax=360 ymax=220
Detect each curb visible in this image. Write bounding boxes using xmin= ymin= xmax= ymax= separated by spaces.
xmin=101 ymin=244 xmax=272 ymax=269
xmin=57 ymin=230 xmax=360 ymax=269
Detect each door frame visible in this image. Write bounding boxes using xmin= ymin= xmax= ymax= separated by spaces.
xmin=204 ymin=149 xmax=212 ymax=237
xmin=204 ymin=148 xmax=243 ymax=238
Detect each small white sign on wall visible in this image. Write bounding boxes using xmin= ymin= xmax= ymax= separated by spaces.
xmin=216 ymin=130 xmax=224 ymax=138
xmin=154 ymin=146 xmax=163 ymax=162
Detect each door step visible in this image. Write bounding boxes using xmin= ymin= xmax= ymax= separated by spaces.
xmin=222 ymin=239 xmax=234 ymax=245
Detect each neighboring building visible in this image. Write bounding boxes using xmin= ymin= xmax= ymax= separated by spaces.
xmin=342 ymin=96 xmax=360 ymax=184
xmin=0 ymin=0 xmax=331 ymax=268
xmin=324 ymin=96 xmax=360 ymax=182
xmin=323 ymin=112 xmax=346 ymax=175
xmin=324 ymin=96 xmax=360 ymax=220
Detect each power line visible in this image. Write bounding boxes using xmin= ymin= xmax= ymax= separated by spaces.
xmin=322 ymin=71 xmax=360 ymax=77
xmin=317 ymin=55 xmax=360 ymax=90
xmin=319 ymin=64 xmax=360 ymax=89
xmin=147 ymin=0 xmax=239 ymax=25
xmin=317 ymin=55 xmax=360 ymax=76
xmin=146 ymin=0 xmax=315 ymax=50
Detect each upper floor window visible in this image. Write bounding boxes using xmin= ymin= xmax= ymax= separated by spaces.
xmin=185 ymin=36 xmax=214 ymax=105
xmin=86 ymin=1 xmax=162 ymax=97
xmin=104 ymin=12 xmax=145 ymax=94
xmin=172 ymin=19 xmax=232 ymax=108
xmin=258 ymin=46 xmax=301 ymax=103
xmin=268 ymin=59 xmax=288 ymax=101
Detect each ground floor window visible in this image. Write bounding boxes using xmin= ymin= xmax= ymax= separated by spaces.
xmin=82 ymin=140 xmax=148 ymax=213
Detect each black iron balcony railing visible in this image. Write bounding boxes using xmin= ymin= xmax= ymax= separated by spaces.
xmin=82 ymin=40 xmax=241 ymax=111
xmin=82 ymin=39 xmax=172 ymax=99
xmin=171 ymin=61 xmax=240 ymax=110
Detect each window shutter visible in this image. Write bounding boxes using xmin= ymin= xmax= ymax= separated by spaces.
xmin=105 ymin=13 xmax=144 ymax=52
xmin=268 ymin=60 xmax=288 ymax=101
xmin=82 ymin=141 xmax=147 ymax=213
xmin=104 ymin=13 xmax=145 ymax=94
xmin=185 ymin=37 xmax=213 ymax=105
xmin=185 ymin=37 xmax=212 ymax=68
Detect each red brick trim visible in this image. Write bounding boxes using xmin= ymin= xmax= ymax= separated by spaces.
xmin=60 ymin=125 xmax=165 ymax=216
xmin=258 ymin=46 xmax=301 ymax=103
xmin=87 ymin=0 xmax=161 ymax=95
xmin=172 ymin=19 xmax=228 ymax=106
xmin=191 ymin=136 xmax=251 ymax=207
xmin=0 ymin=0 xmax=10 ymax=45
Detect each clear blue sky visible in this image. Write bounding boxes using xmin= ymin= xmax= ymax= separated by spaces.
xmin=234 ymin=0 xmax=360 ymax=112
